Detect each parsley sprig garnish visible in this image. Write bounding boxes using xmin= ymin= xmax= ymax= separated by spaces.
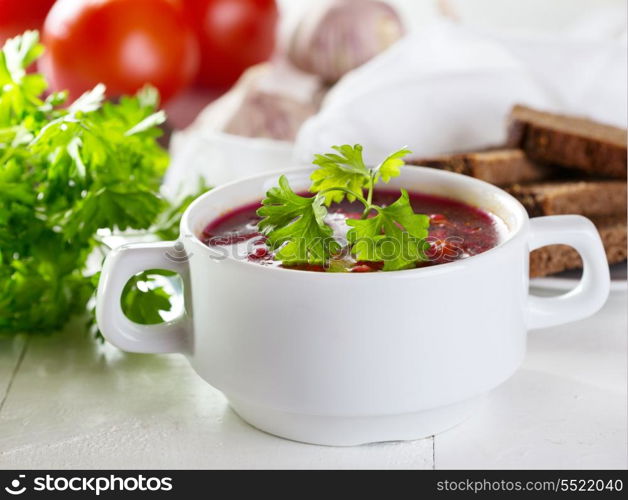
xmin=258 ymin=144 xmax=430 ymax=271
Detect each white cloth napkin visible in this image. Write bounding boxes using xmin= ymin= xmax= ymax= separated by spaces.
xmin=295 ymin=19 xmax=627 ymax=164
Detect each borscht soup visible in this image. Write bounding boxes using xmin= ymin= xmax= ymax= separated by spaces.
xmin=200 ymin=190 xmax=506 ymax=272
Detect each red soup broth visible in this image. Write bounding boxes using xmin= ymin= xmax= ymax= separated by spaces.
xmin=200 ymin=190 xmax=506 ymax=272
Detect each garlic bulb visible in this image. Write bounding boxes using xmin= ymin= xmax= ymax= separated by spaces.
xmin=288 ymin=0 xmax=405 ymax=83
xmin=190 ymin=62 xmax=326 ymax=142
xmin=222 ymin=87 xmax=321 ymax=141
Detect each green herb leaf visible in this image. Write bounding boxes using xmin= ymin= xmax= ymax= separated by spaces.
xmin=136 ymin=85 xmax=160 ymax=109
xmin=347 ymin=190 xmax=430 ymax=271
xmin=258 ymin=175 xmax=340 ymax=264
xmin=68 ymin=83 xmax=106 ymax=114
xmin=62 ymin=188 xmax=166 ymax=242
xmin=0 ymin=30 xmax=43 ymax=84
xmin=376 ymin=146 xmax=412 ymax=183
xmin=121 ymin=270 xmax=175 ymax=324
xmin=125 ymin=110 xmax=166 ymax=136
xmin=154 ymin=180 xmax=212 ymax=241
xmin=310 ymin=144 xmax=370 ymax=205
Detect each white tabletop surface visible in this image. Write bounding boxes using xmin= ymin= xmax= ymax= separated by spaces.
xmin=0 ymin=288 xmax=625 ymax=470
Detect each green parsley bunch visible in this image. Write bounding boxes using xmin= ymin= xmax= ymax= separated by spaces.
xmin=0 ymin=32 xmax=198 ymax=336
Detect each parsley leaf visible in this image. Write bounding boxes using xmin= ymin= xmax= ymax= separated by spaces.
xmin=376 ymin=147 xmax=412 ymax=182
xmin=68 ymin=83 xmax=106 ymax=113
xmin=310 ymin=144 xmax=412 ymax=207
xmin=347 ymin=190 xmax=430 ymax=271
xmin=153 ymin=180 xmax=212 ymax=241
xmin=121 ymin=270 xmax=176 ymax=324
xmin=310 ymin=144 xmax=370 ymax=205
xmin=62 ymin=188 xmax=167 ymax=241
xmin=257 ymin=175 xmax=340 ymax=264
xmin=0 ymin=30 xmax=44 ymax=83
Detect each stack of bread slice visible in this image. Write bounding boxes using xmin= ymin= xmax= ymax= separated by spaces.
xmin=409 ymin=105 xmax=627 ymax=277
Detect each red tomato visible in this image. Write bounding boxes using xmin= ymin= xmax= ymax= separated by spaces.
xmin=0 ymin=0 xmax=56 ymax=45
xmin=41 ymin=0 xmax=199 ymax=103
xmin=185 ymin=0 xmax=278 ymax=89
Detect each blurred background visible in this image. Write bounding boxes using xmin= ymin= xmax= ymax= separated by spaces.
xmin=2 ymin=0 xmax=625 ymax=129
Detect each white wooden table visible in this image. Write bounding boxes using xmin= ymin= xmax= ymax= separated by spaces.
xmin=1 ymin=289 xmax=625 ymax=470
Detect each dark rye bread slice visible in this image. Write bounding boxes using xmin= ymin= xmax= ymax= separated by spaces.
xmin=530 ymin=214 xmax=627 ymax=277
xmin=408 ymin=149 xmax=550 ymax=186
xmin=507 ymin=105 xmax=627 ymax=179
xmin=508 ymin=180 xmax=627 ymax=217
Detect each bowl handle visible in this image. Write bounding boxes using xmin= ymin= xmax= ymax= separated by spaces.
xmin=526 ymin=215 xmax=610 ymax=330
xmin=96 ymin=241 xmax=191 ymax=353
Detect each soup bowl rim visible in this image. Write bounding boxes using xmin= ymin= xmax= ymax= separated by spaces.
xmin=180 ymin=165 xmax=530 ymax=278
